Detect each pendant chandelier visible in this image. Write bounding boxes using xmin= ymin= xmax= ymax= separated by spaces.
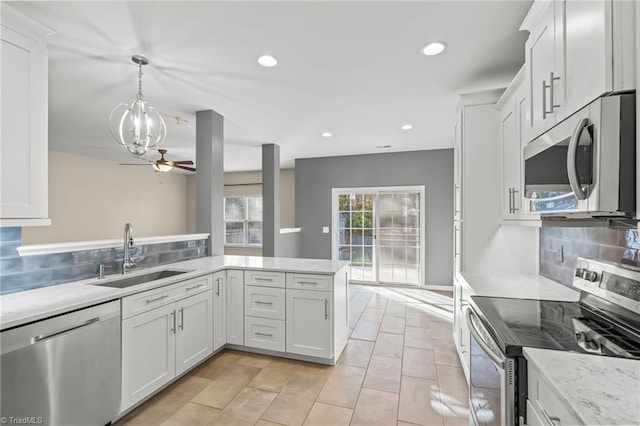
xmin=109 ymin=55 xmax=166 ymax=157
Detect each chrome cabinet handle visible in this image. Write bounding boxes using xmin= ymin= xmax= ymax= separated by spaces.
xmin=567 ymin=117 xmax=590 ymax=201
xmin=170 ymin=311 xmax=176 ymax=334
xmin=32 ymin=317 xmax=99 ymax=343
xmin=186 ymin=283 xmax=204 ymax=291
xmin=511 ymin=189 xmax=519 ymax=212
xmin=179 ymin=307 xmax=184 ymax=330
xmin=254 ymin=277 xmax=273 ymax=282
xmin=215 ymin=277 xmax=220 ymax=296
xmin=254 ymin=331 xmax=273 ymax=337
xmin=298 ymin=280 xmax=318 ymax=285
xmin=325 ymin=299 xmax=329 ymax=319
xmin=146 ymin=295 xmax=169 ymax=304
xmin=508 ymin=188 xmax=513 ymax=214
xmin=254 ymin=300 xmax=273 ymax=306
xmin=543 ymin=72 xmax=561 ymax=119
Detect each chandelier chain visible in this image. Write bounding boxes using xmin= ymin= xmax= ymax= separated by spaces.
xmin=137 ymin=63 xmax=143 ymax=100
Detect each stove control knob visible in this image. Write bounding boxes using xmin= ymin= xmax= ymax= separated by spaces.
xmin=575 ymin=268 xmax=584 ymax=277
xmin=583 ymin=270 xmax=599 ymax=282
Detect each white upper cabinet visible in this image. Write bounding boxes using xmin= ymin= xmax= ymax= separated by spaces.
xmin=521 ymin=0 xmax=636 ymax=143
xmin=497 ymin=68 xmax=540 ymax=223
xmin=0 ymin=5 xmax=52 ymax=225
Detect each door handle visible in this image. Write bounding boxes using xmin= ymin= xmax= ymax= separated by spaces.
xmin=186 ymin=283 xmax=204 ymax=291
xmin=146 ymin=294 xmax=169 ymax=304
xmin=179 ymin=307 xmax=184 ymax=331
xmin=508 ymin=188 xmax=513 ymax=214
xmin=325 ymin=299 xmax=329 ymax=319
xmin=216 ymin=277 xmax=220 ymax=296
xmin=511 ymin=189 xmax=519 ymax=212
xmin=170 ymin=311 xmax=176 ymax=334
xmin=548 ymin=71 xmax=560 ymax=113
xmin=567 ymin=117 xmax=590 ymax=201
xmin=542 ymin=72 xmax=561 ymax=119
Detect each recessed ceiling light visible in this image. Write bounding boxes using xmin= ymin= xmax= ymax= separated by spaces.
xmin=421 ymin=41 xmax=447 ymax=56
xmin=258 ymin=55 xmax=278 ymax=67
xmin=401 ymin=124 xmax=413 ymax=130
xmin=321 ymin=132 xmax=332 ymax=138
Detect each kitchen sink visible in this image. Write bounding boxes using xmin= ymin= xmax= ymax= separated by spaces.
xmin=94 ymin=269 xmax=190 ymax=288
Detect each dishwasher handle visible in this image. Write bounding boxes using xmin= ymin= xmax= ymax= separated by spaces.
xmin=32 ymin=317 xmax=100 ymax=343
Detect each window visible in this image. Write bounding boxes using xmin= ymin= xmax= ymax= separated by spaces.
xmin=224 ymin=195 xmax=263 ymax=246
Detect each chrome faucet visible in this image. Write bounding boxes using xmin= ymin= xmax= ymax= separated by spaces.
xmin=122 ymin=223 xmax=136 ymax=274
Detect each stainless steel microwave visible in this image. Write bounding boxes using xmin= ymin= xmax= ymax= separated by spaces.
xmin=523 ymin=93 xmax=636 ymax=218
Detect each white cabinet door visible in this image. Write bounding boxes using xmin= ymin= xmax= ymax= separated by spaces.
xmin=226 ymin=269 xmax=244 ymax=345
xmin=0 ymin=18 xmax=48 ymax=221
xmin=500 ymin=96 xmax=519 ymax=219
xmin=525 ymin=1 xmax=557 ymax=141
xmin=175 ymin=291 xmax=212 ymax=376
xmin=560 ymin=0 xmax=611 ymax=116
xmin=121 ymin=303 xmax=176 ymax=411
xmin=212 ymin=271 xmax=227 ymax=350
xmin=286 ymin=289 xmax=332 ymax=358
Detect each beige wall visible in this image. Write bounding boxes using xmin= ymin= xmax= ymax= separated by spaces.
xmin=23 ymin=150 xmax=190 ymax=244
xmin=185 ymin=169 xmax=295 ymax=256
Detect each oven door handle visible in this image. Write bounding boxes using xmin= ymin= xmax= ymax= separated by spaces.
xmin=566 ymin=117 xmax=589 ymax=201
xmin=465 ymin=306 xmax=505 ymax=369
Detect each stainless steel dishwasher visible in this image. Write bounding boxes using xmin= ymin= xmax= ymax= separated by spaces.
xmin=1 ymin=300 xmax=121 ymax=426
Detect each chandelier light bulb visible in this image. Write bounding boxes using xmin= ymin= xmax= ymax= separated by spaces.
xmin=109 ymin=55 xmax=166 ymax=157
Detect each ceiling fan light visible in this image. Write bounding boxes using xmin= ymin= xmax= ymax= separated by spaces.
xmin=109 ymin=55 xmax=167 ymax=157
xmin=152 ymin=163 xmax=173 ymax=173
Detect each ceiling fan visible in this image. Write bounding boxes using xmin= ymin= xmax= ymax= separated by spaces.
xmin=120 ymin=149 xmax=196 ymax=172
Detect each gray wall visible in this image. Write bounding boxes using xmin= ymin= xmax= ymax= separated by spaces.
xmin=295 ymin=149 xmax=454 ymax=286
xmin=540 ymin=227 xmax=640 ymax=286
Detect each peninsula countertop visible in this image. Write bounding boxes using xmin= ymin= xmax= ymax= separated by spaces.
xmin=0 ymin=255 xmax=350 ymax=331
xmin=523 ymin=347 xmax=640 ymax=426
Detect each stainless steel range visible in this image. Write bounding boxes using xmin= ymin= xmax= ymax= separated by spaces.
xmin=466 ymin=258 xmax=640 ymax=426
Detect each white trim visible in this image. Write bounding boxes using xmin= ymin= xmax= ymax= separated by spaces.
xmin=422 ymin=285 xmax=454 ymax=292
xmin=0 ymin=218 xmax=51 ymax=227
xmin=17 ymin=233 xmax=210 ymax=257
xmin=280 ymin=228 xmax=301 ymax=234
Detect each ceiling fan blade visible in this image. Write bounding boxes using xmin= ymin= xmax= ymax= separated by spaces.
xmin=170 ymin=160 xmax=194 ymax=165
xmin=173 ymin=164 xmax=196 ymax=172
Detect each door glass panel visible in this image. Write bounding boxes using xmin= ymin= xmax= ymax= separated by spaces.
xmin=336 ymin=189 xmax=423 ymax=286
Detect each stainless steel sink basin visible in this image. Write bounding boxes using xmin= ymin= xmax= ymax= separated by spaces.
xmin=95 ymin=270 xmax=190 ymax=288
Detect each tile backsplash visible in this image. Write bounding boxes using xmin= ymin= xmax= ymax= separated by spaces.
xmin=540 ymin=227 xmax=640 ymax=286
xmin=0 ymin=227 xmax=208 ymax=294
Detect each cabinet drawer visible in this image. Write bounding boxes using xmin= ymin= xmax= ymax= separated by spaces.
xmin=122 ymin=275 xmax=212 ymax=319
xmin=244 ymin=316 xmax=285 ymax=352
xmin=286 ymin=273 xmax=332 ymax=291
xmin=245 ymin=285 xmax=285 ymax=320
xmin=245 ymin=271 xmax=285 ymax=288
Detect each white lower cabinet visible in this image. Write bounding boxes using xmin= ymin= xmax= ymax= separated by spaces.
xmin=226 ymin=269 xmax=244 ymax=345
xmin=121 ymin=285 xmax=212 ymax=412
xmin=212 ymin=271 xmax=226 ymax=350
xmin=286 ymin=289 xmax=332 ymax=359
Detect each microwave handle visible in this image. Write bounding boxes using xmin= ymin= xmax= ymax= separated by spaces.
xmin=465 ymin=306 xmax=505 ymax=369
xmin=566 ymin=118 xmax=589 ymax=201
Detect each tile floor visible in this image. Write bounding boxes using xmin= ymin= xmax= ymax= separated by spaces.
xmin=115 ymin=284 xmax=470 ymax=426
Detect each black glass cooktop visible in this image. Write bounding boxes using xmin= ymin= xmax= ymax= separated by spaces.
xmin=471 ymin=296 xmax=640 ymax=359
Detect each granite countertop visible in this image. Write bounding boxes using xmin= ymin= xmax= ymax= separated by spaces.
xmin=460 ymin=271 xmax=580 ymax=301
xmin=0 ymin=255 xmax=350 ymax=331
xmin=524 ymin=347 xmax=640 ymax=426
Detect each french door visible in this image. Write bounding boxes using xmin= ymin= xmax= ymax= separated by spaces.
xmin=332 ymin=186 xmax=425 ymax=287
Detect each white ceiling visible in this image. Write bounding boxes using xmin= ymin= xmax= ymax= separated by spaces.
xmin=7 ymin=1 xmax=532 ymax=172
